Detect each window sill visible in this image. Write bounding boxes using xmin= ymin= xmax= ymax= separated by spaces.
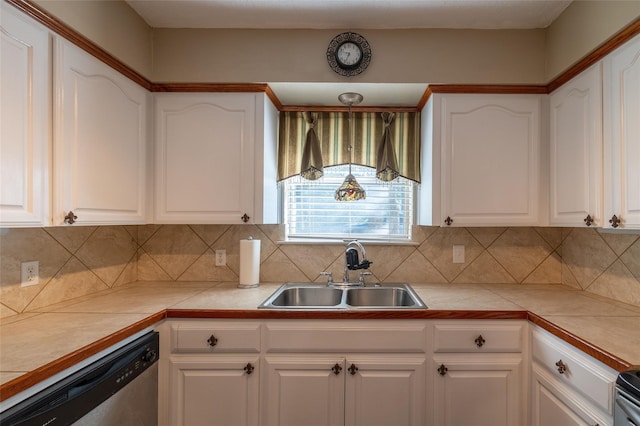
xmin=277 ymin=238 xmax=420 ymax=246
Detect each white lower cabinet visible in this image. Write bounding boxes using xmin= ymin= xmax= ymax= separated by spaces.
xmin=429 ymin=320 xmax=527 ymax=426
xmin=262 ymin=354 xmax=426 ymax=426
xmin=530 ymin=326 xmax=617 ymax=426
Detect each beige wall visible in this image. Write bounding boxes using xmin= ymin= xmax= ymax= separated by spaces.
xmin=32 ymin=0 xmax=153 ymax=78
xmin=31 ymin=0 xmax=639 ymax=85
xmin=546 ymin=0 xmax=640 ymax=80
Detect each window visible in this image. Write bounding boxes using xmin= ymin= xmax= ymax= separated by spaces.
xmin=283 ymin=164 xmax=415 ymax=241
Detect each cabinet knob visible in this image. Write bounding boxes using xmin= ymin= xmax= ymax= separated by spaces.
xmin=207 ymin=334 xmax=218 ymax=347
xmin=555 ymin=359 xmax=567 ymax=374
xmin=584 ymin=215 xmax=594 ymax=226
xmin=437 ymin=364 xmax=448 ymax=376
xmin=348 ymin=363 xmax=359 ymax=375
xmin=64 ymin=211 xmax=78 ymax=225
xmin=609 ymin=215 xmax=621 ymax=228
xmin=243 ymin=363 xmax=254 ymax=375
xmin=475 ymin=335 xmax=486 ymax=348
xmin=444 ymin=216 xmax=453 ymax=226
xmin=241 ymin=213 xmax=250 ymax=223
xmin=331 ymin=363 xmax=342 ymax=375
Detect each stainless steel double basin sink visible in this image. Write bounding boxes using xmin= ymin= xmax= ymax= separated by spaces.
xmin=258 ymin=282 xmax=427 ymax=309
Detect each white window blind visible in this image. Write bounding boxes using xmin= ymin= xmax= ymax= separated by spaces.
xmin=283 ymin=165 xmax=415 ymax=241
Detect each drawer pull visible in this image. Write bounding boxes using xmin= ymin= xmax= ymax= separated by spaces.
xmin=207 ymin=334 xmax=218 ymax=347
xmin=64 ymin=211 xmax=78 ymax=225
xmin=331 ymin=363 xmax=342 ymax=375
xmin=348 ymin=364 xmax=359 ymax=375
xmin=243 ymin=363 xmax=254 ymax=375
xmin=444 ymin=216 xmax=453 ymax=226
xmin=609 ymin=214 xmax=621 ymax=228
xmin=584 ymin=214 xmax=594 ymax=226
xmin=437 ymin=364 xmax=448 ymax=376
xmin=475 ymin=335 xmax=486 ymax=348
xmin=555 ymin=359 xmax=567 ymax=374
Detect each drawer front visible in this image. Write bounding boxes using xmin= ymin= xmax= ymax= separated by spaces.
xmin=432 ymin=321 xmax=524 ymax=353
xmin=531 ymin=327 xmax=617 ymax=414
xmin=171 ymin=321 xmax=261 ymax=353
xmin=263 ymin=320 xmax=427 ymax=353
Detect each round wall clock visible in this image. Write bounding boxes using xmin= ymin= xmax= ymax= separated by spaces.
xmin=327 ymin=32 xmax=372 ymax=77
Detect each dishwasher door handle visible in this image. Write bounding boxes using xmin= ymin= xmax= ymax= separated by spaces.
xmin=616 ymin=392 xmax=640 ymax=425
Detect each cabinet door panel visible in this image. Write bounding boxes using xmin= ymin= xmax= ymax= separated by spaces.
xmin=604 ymin=33 xmax=640 ymax=229
xmin=0 ymin=5 xmax=50 ymax=226
xmin=345 ymin=356 xmax=425 ymax=426
xmin=54 ymin=39 xmax=148 ymax=225
xmin=262 ymin=356 xmax=345 ymax=426
xmin=441 ymin=95 xmax=542 ymax=226
xmin=169 ymin=356 xmax=259 ymax=426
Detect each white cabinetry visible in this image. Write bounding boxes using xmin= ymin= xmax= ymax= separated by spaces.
xmin=0 ymin=4 xmax=50 ymax=226
xmin=420 ymin=94 xmax=545 ymax=226
xmin=160 ymin=320 xmax=261 ymax=426
xmin=530 ymin=326 xmax=617 ymax=426
xmin=429 ymin=320 xmax=527 ymax=426
xmin=54 ymin=38 xmax=149 ymax=225
xmin=154 ymin=92 xmax=277 ymax=224
xmin=549 ymin=64 xmax=603 ymax=227
xmin=603 ymin=33 xmax=640 ymax=230
xmin=262 ymin=320 xmax=427 ymax=426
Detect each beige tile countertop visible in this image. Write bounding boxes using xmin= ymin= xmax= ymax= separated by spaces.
xmin=1 ymin=281 xmax=640 ymax=402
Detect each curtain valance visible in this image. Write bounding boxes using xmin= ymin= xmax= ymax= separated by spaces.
xmin=277 ymin=111 xmax=421 ymax=183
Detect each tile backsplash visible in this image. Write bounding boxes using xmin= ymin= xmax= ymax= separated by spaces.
xmin=1 ymin=225 xmax=638 ymax=317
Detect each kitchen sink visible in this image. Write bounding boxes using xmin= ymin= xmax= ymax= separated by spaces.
xmin=258 ymin=282 xmax=427 ymax=309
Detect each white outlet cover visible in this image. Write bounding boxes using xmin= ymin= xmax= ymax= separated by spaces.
xmin=452 ymin=245 xmax=465 ymax=264
xmin=215 ymin=249 xmax=226 ymax=266
xmin=21 ymin=261 xmax=39 ymax=287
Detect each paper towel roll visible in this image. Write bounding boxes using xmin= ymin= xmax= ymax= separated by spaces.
xmin=238 ymin=237 xmax=260 ymax=288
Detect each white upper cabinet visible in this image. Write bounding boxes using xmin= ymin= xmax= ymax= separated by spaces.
xmin=422 ymin=93 xmax=545 ymax=227
xmin=603 ymin=33 xmax=640 ymax=230
xmin=549 ymin=63 xmax=603 ymax=227
xmin=0 ymin=4 xmax=51 ymax=227
xmin=154 ymin=92 xmax=277 ymax=224
xmin=54 ymin=38 xmax=150 ymax=225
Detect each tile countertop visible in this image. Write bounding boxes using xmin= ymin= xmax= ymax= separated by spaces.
xmin=1 ymin=281 xmax=640 ymax=402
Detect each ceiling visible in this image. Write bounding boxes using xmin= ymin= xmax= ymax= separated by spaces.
xmin=125 ymin=0 xmax=572 ymax=106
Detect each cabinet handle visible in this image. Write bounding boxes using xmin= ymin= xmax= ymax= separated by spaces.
xmin=609 ymin=215 xmax=621 ymax=228
xmin=331 ymin=363 xmax=342 ymax=375
xmin=475 ymin=335 xmax=486 ymax=348
xmin=348 ymin=364 xmax=359 ymax=375
xmin=444 ymin=216 xmax=453 ymax=226
xmin=243 ymin=363 xmax=254 ymax=375
xmin=241 ymin=213 xmax=250 ymax=223
xmin=584 ymin=215 xmax=594 ymax=226
xmin=437 ymin=364 xmax=448 ymax=376
xmin=64 ymin=211 xmax=78 ymax=225
xmin=555 ymin=359 xmax=567 ymax=374
xmin=207 ymin=334 xmax=218 ymax=347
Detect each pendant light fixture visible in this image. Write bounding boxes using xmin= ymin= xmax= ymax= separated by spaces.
xmin=335 ymin=92 xmax=366 ymax=202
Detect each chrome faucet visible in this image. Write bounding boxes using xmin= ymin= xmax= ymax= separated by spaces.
xmin=343 ymin=240 xmax=372 ymax=285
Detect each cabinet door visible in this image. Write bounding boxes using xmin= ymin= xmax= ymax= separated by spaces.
xmin=432 ymin=355 xmax=524 ymax=426
xmin=604 ymin=33 xmax=640 ymax=229
xmin=549 ymin=64 xmax=603 ymax=227
xmin=154 ymin=93 xmax=256 ymax=224
xmin=0 ymin=4 xmax=50 ymax=226
xmin=262 ymin=356 xmax=345 ymax=426
xmin=54 ymin=38 xmax=149 ymax=225
xmin=531 ymin=363 xmax=610 ymax=426
xmin=169 ymin=355 xmax=259 ymax=426
xmin=440 ymin=94 xmax=543 ymax=226
xmin=344 ymin=355 xmax=426 ymax=426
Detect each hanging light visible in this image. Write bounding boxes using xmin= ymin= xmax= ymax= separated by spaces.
xmin=335 ymin=92 xmax=366 ymax=202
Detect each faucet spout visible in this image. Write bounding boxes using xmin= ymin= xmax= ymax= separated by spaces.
xmin=343 ymin=240 xmax=372 ymax=284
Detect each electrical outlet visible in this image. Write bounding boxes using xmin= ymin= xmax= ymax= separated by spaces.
xmin=452 ymin=245 xmax=465 ymax=264
xmin=215 ymin=249 xmax=226 ymax=266
xmin=21 ymin=261 xmax=39 ymax=287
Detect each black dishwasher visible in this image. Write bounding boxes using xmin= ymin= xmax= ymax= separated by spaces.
xmin=0 ymin=331 xmax=159 ymax=426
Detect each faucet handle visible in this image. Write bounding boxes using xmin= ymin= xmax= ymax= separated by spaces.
xmin=359 ymin=271 xmax=372 ymax=285
xmin=320 ymin=271 xmax=334 ymax=284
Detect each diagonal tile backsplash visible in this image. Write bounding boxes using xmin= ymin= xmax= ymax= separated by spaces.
xmin=0 ymin=225 xmax=638 ymax=318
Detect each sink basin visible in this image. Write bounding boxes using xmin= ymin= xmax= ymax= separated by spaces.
xmin=258 ymin=283 xmax=427 ymax=309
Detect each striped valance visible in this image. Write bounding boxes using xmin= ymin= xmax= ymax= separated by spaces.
xmin=277 ymin=111 xmax=421 ymax=183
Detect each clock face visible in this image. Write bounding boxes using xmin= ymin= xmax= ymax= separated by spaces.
xmin=327 ymin=32 xmax=371 ymax=77
xmin=336 ymin=42 xmax=362 ymax=68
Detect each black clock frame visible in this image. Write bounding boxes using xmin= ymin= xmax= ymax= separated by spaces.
xmin=327 ymin=32 xmax=372 ymax=77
